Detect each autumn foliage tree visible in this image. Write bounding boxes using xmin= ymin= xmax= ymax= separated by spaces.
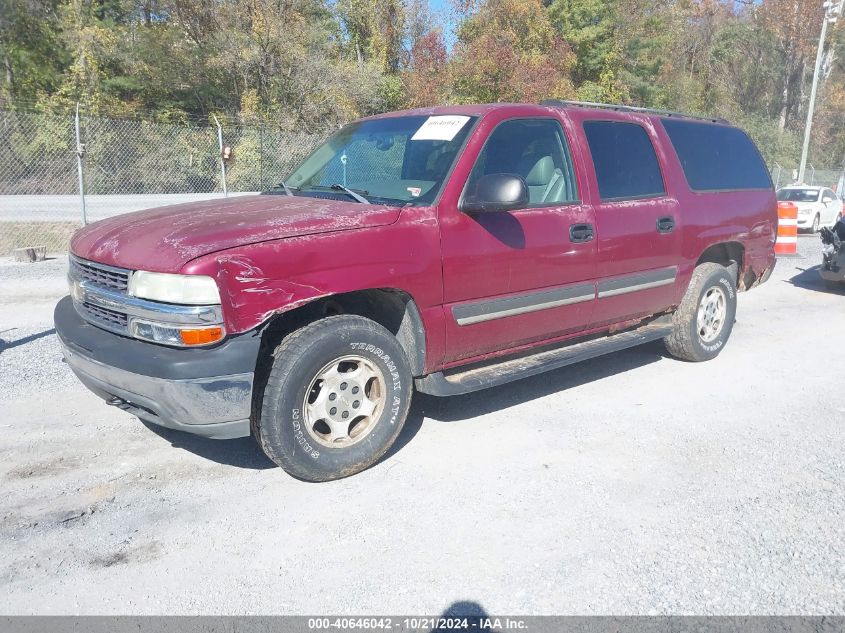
xmin=403 ymin=30 xmax=449 ymax=108
xmin=449 ymin=0 xmax=575 ymax=103
xmin=0 ymin=0 xmax=842 ymax=171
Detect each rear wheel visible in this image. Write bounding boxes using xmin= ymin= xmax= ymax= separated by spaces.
xmin=255 ymin=315 xmax=412 ymax=481
xmin=664 ymin=263 xmax=737 ymax=362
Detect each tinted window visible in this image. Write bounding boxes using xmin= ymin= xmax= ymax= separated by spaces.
xmin=777 ymin=188 xmax=820 ymax=202
xmin=662 ymin=119 xmax=771 ymax=191
xmin=465 ymin=118 xmax=579 ymax=206
xmin=583 ymin=121 xmax=665 ymax=201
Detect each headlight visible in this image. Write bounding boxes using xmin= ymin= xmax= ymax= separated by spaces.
xmin=130 ymin=320 xmax=224 ymax=346
xmin=128 ymin=271 xmax=220 ymax=305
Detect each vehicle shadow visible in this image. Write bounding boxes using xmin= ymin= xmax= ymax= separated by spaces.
xmin=143 ymin=341 xmax=665 ymax=472
xmin=0 ymin=327 xmax=56 ymax=354
xmin=386 ymin=340 xmax=666 ymax=458
xmin=785 ymin=264 xmax=843 ymax=294
xmin=142 ymin=422 xmax=277 ymax=470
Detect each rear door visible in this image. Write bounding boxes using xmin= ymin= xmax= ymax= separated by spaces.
xmin=574 ymin=115 xmax=682 ymax=327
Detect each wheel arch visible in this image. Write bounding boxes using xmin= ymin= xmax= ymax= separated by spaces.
xmin=256 ymin=288 xmax=427 ymax=378
xmin=696 ymin=241 xmax=746 ymax=289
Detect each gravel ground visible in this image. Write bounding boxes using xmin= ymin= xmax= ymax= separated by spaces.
xmin=1 ymin=236 xmax=844 ymax=615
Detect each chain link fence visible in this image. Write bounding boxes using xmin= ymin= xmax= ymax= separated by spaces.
xmin=3 ymin=106 xmax=845 ymax=256
xmin=770 ymin=164 xmax=844 ymax=190
xmin=0 ymin=107 xmax=331 ymax=255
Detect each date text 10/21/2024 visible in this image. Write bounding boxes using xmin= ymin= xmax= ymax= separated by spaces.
xmin=307 ymin=617 xmax=528 ymax=631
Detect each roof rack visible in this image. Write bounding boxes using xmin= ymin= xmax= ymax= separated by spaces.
xmin=539 ymin=99 xmax=726 ymax=123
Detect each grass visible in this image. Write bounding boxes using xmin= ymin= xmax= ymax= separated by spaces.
xmin=0 ymin=221 xmax=80 ymax=256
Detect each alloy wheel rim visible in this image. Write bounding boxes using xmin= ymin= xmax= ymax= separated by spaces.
xmin=302 ymin=355 xmax=386 ymax=448
xmin=696 ymin=286 xmax=727 ymax=343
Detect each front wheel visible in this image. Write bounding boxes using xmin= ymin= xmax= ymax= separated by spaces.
xmin=812 ymin=214 xmax=820 ymax=233
xmin=255 ymin=315 xmax=412 ymax=481
xmin=664 ymin=263 xmax=737 ymax=362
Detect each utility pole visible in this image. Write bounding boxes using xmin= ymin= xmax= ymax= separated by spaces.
xmin=798 ymin=0 xmax=844 ymax=184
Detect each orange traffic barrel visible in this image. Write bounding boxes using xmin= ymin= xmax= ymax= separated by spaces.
xmin=775 ymin=201 xmax=798 ymax=257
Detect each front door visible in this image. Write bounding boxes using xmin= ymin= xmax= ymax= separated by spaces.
xmin=439 ymin=115 xmax=597 ymax=364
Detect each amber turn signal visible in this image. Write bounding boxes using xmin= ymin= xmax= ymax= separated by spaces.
xmin=179 ymin=327 xmax=224 ymax=346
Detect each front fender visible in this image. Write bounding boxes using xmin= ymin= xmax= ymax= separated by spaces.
xmin=180 ymin=214 xmax=443 ymax=340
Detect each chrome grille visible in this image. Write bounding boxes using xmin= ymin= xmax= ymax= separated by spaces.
xmin=70 ymin=256 xmax=130 ymax=292
xmin=80 ymin=302 xmax=129 ymax=330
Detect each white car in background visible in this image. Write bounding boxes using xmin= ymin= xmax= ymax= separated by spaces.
xmin=777 ymin=185 xmax=843 ymax=232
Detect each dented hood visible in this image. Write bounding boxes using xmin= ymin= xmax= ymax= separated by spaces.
xmin=70 ymin=194 xmax=402 ymax=272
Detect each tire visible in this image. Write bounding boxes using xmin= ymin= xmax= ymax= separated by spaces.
xmin=255 ymin=315 xmax=412 ymax=482
xmin=664 ymin=263 xmax=737 ymax=362
xmin=812 ymin=214 xmax=820 ymax=233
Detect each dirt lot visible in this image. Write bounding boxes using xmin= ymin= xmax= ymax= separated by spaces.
xmin=1 ymin=236 xmax=844 ymax=615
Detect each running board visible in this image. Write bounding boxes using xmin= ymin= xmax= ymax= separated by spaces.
xmin=416 ymin=316 xmax=674 ymax=396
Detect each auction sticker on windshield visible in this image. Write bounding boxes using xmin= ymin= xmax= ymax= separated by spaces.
xmin=411 ymin=115 xmax=470 ymax=141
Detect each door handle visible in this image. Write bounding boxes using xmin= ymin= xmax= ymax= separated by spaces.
xmin=569 ymin=223 xmax=594 ymax=243
xmin=657 ymin=216 xmax=675 ymax=233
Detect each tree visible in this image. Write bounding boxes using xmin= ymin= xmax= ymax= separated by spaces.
xmin=451 ymin=0 xmax=575 ymax=103
xmin=0 ymin=0 xmax=66 ymax=103
xmin=758 ymin=0 xmax=826 ymax=130
xmin=402 ymin=29 xmax=450 ymax=107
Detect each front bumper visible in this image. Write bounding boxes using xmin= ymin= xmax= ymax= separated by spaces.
xmin=55 ymin=296 xmax=260 ymax=439
xmin=797 ymin=215 xmax=817 ymax=229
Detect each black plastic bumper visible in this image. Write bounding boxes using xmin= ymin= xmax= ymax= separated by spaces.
xmin=54 ymin=296 xmax=262 ymax=439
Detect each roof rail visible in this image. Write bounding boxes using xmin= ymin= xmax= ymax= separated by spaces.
xmin=539 ymin=99 xmax=726 ymax=123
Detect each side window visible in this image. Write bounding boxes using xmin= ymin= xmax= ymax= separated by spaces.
xmin=583 ymin=121 xmax=665 ymax=201
xmin=465 ymin=118 xmax=579 ymax=206
xmin=823 ymin=190 xmax=837 ymax=203
xmin=661 ymin=119 xmax=771 ymax=191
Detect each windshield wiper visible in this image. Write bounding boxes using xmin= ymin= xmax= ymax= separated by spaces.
xmin=264 ymin=181 xmax=298 ymax=196
xmin=272 ymin=181 xmax=296 ymax=197
xmin=329 ymin=183 xmax=370 ymax=204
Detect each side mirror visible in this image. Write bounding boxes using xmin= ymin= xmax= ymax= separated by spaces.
xmin=461 ymin=173 xmax=529 ymax=213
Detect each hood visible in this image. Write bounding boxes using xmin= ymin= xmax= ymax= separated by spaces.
xmin=70 ymin=194 xmax=402 ymax=272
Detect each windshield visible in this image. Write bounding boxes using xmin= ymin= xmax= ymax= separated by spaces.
xmin=282 ymin=115 xmax=476 ymax=206
xmin=777 ymin=188 xmax=820 ymax=202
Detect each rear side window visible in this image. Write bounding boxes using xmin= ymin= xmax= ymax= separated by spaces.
xmin=583 ymin=121 xmax=665 ymax=201
xmin=662 ymin=119 xmax=771 ymax=191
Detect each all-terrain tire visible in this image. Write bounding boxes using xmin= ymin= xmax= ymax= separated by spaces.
xmin=255 ymin=315 xmax=412 ymax=482
xmin=664 ymin=262 xmax=737 ymax=362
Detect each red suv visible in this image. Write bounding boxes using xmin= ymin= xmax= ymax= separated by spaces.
xmin=55 ymin=101 xmax=777 ymax=481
